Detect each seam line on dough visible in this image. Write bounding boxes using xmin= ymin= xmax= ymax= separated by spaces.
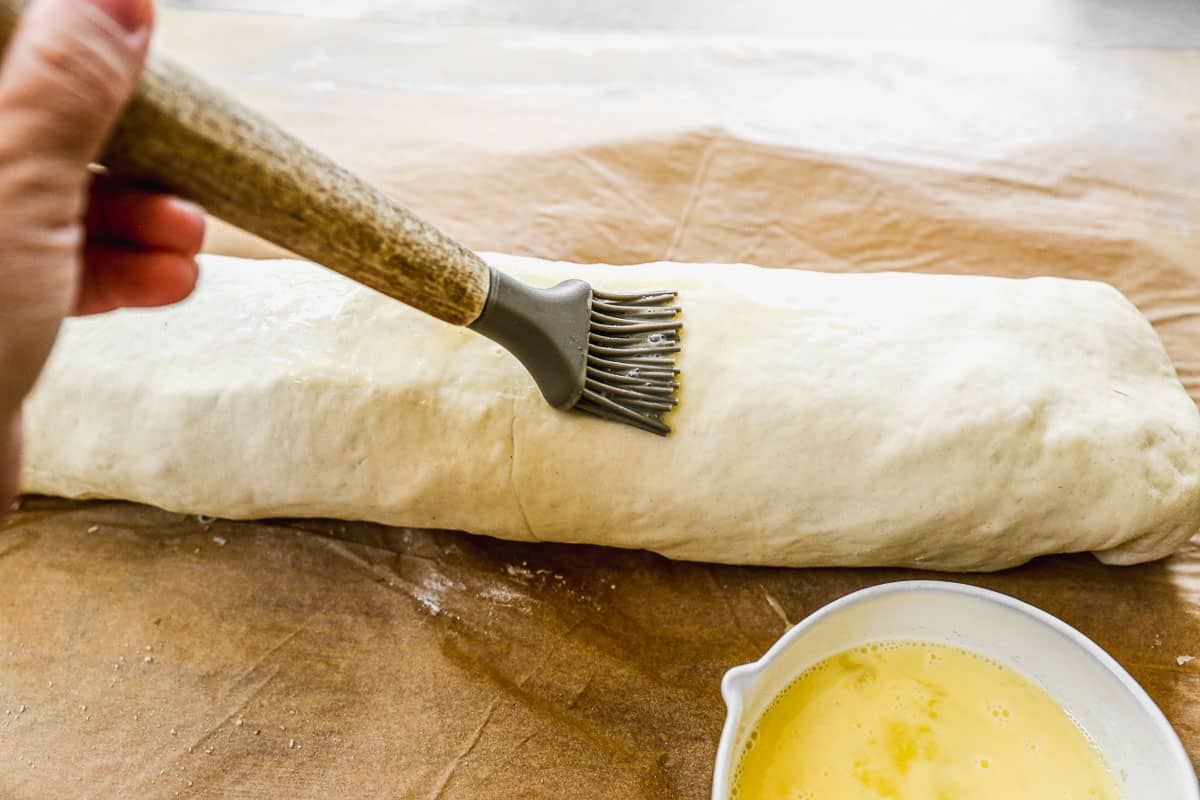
xmin=509 ymin=401 xmax=536 ymax=541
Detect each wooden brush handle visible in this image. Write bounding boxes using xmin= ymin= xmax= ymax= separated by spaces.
xmin=0 ymin=1 xmax=491 ymax=326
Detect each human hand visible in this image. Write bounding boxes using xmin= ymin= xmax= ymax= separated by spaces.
xmin=0 ymin=0 xmax=204 ymax=508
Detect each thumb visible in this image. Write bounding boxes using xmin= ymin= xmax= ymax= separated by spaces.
xmin=0 ymin=0 xmax=152 ymax=170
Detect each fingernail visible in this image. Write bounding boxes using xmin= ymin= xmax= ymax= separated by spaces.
xmin=83 ymin=0 xmax=154 ymax=34
xmin=169 ymin=197 xmax=204 ymax=215
xmin=168 ymin=197 xmax=206 ymax=223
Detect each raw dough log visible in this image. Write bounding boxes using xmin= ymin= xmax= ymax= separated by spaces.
xmin=20 ymin=254 xmax=1200 ymax=571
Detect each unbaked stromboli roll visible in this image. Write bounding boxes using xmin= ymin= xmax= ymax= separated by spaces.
xmin=21 ymin=254 xmax=1200 ymax=571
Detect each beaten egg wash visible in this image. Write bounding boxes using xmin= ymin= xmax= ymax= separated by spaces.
xmin=732 ymin=642 xmax=1122 ymax=800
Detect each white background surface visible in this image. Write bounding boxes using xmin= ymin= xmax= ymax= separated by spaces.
xmin=160 ymin=0 xmax=1200 ymax=47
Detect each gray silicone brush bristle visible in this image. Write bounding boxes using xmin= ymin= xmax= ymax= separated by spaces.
xmin=574 ymin=288 xmax=681 ymax=434
xmin=470 ymin=268 xmax=682 ymax=435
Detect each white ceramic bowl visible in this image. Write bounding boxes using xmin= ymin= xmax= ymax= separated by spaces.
xmin=713 ymin=580 xmax=1198 ymax=800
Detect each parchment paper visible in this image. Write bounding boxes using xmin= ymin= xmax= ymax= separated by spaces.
xmin=1 ymin=9 xmax=1198 ymax=798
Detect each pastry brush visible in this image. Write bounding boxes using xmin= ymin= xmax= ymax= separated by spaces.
xmin=0 ymin=1 xmax=681 ymax=436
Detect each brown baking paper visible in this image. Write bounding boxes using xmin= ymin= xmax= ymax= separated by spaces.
xmin=1 ymin=9 xmax=1199 ymax=798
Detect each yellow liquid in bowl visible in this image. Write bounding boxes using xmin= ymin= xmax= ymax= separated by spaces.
xmin=732 ymin=641 xmax=1122 ymax=800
